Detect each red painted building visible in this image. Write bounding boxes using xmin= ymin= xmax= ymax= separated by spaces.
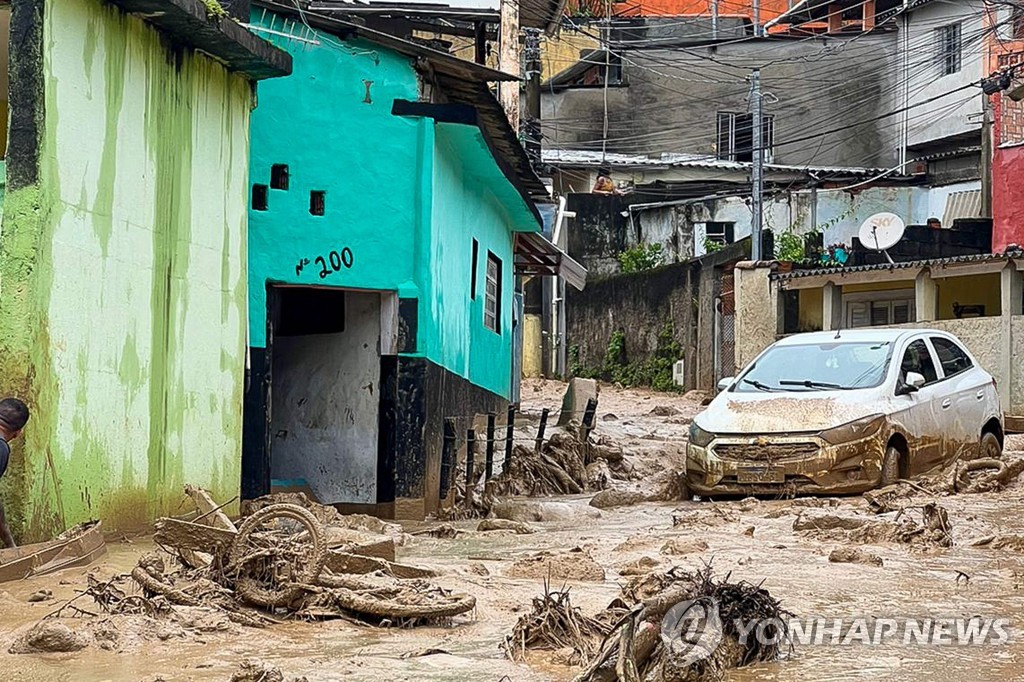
xmin=988 ymin=4 xmax=1024 ymax=253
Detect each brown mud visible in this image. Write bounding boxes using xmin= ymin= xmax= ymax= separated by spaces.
xmin=2 ymin=382 xmax=1024 ymax=680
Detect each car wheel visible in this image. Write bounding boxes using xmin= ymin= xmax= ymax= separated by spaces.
xmin=880 ymin=445 xmax=901 ymax=487
xmin=980 ymin=431 xmax=1002 ymax=460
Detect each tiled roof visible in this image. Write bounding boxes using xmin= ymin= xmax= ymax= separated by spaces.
xmin=771 ymin=250 xmax=1024 ymax=281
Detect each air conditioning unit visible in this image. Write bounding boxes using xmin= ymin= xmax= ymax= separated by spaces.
xmin=673 ymin=360 xmax=685 ymax=387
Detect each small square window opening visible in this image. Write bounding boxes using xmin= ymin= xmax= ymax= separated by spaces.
xmin=252 ymin=184 xmax=269 ymax=211
xmin=270 ymin=164 xmax=290 ymax=190
xmin=310 ymin=191 xmax=326 ymax=216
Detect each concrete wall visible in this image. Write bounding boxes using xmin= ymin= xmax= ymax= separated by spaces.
xmin=247 ymin=11 xmax=535 ymax=400
xmin=543 ymin=33 xmax=901 ymax=168
xmin=427 ymin=125 xmax=517 ymax=398
xmin=565 ymin=193 xmax=694 ymax=277
xmin=566 ymin=262 xmax=693 ymax=372
xmin=904 ymin=0 xmax=985 ymax=150
xmin=270 ymin=292 xmax=381 ymax=505
xmin=733 ymin=264 xmax=778 ymax=372
xmin=0 ymin=0 xmax=253 ymax=538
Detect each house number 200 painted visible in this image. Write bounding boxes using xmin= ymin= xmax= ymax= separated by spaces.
xmin=296 ymin=247 xmax=354 ymax=279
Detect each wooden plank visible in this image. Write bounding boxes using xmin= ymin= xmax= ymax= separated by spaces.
xmin=184 ymin=485 xmax=237 ymax=531
xmin=154 ymin=518 xmax=237 ymax=555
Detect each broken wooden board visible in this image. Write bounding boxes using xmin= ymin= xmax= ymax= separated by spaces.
xmin=156 ymin=518 xmax=398 ymax=566
xmin=0 ymin=521 xmax=106 ymax=583
xmin=325 ymin=552 xmax=438 ymax=579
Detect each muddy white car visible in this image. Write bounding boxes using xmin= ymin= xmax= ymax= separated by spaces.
xmin=686 ymin=329 xmax=1003 ymax=496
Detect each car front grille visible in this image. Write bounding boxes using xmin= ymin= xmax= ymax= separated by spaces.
xmin=713 ymin=442 xmax=820 ymax=462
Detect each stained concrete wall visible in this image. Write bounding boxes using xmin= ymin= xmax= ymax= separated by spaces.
xmin=0 ymin=0 xmax=253 ymax=539
xmin=904 ymin=0 xmax=985 ymax=150
xmin=733 ymin=264 xmax=779 ymax=372
xmin=270 ymin=292 xmax=381 ymax=505
xmin=543 ymin=33 xmax=901 ymax=168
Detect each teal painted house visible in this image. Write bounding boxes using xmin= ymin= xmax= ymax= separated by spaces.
xmin=241 ymin=4 xmax=579 ymax=518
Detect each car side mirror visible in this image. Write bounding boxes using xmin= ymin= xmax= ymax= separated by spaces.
xmin=717 ymin=377 xmax=734 ymax=392
xmin=897 ymin=371 xmax=926 ymax=395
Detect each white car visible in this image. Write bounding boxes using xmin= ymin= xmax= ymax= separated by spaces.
xmin=686 ymin=328 xmax=1003 ymax=496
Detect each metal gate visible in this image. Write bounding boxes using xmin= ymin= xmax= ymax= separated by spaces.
xmin=713 ymin=270 xmax=736 ymax=386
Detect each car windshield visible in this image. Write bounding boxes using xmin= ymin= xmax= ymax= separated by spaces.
xmin=734 ymin=341 xmax=894 ymax=393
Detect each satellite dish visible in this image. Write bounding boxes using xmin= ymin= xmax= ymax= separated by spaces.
xmin=858 ymin=213 xmax=905 ymax=263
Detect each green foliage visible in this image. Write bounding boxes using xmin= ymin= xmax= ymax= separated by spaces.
xmin=202 ymin=0 xmax=228 ymax=19
xmin=570 ymin=323 xmax=682 ymax=392
xmin=702 ymin=237 xmax=723 ymax=254
xmin=618 ymin=243 xmax=664 ymax=273
xmin=774 ymin=231 xmax=805 ymax=262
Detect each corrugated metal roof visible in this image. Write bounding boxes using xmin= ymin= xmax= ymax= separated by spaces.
xmin=541 ymin=149 xmax=891 ymax=177
xmin=771 ymin=250 xmax=1024 ymax=281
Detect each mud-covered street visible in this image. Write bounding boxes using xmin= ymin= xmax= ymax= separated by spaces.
xmin=3 ymin=381 xmax=1024 ymax=681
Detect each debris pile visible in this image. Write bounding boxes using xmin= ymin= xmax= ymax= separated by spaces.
xmin=506 ymin=566 xmax=788 ymax=682
xmin=865 ymin=454 xmax=1024 ymax=510
xmin=503 ymin=586 xmax=610 ymax=665
xmin=794 ymin=503 xmax=952 ymax=548
xmin=45 ymin=488 xmax=476 ymax=637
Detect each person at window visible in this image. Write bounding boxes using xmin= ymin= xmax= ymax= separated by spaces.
xmin=927 ymin=217 xmax=942 ymax=230
xmin=592 ymin=167 xmax=621 ymax=195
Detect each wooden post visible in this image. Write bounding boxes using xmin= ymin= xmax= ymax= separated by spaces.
xmin=863 ymin=0 xmax=876 ymax=31
xmin=535 ymin=408 xmax=550 ymax=453
xmin=440 ymin=419 xmax=456 ymax=500
xmin=485 ymin=412 xmax=496 ymax=480
xmin=466 ymin=429 xmax=476 ymax=486
xmin=473 ymin=21 xmax=487 ymax=65
xmin=827 ymin=4 xmax=843 ymax=33
xmin=504 ymin=404 xmax=516 ymax=473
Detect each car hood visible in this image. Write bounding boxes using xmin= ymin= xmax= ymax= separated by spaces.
xmin=695 ymin=389 xmax=882 ymax=435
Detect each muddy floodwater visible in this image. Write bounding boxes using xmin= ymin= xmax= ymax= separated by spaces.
xmin=2 ymin=383 xmax=1024 ymax=681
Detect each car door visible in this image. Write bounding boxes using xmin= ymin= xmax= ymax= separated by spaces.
xmin=929 ymin=335 xmax=987 ymax=457
xmin=893 ymin=336 xmax=944 ymax=475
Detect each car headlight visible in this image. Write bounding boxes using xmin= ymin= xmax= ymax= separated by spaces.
xmin=819 ymin=414 xmax=885 ymax=446
xmin=689 ymin=422 xmax=714 ymax=447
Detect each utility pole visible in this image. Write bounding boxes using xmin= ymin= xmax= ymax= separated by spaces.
xmin=751 ymin=68 xmax=764 ymax=260
xmin=498 ymin=0 xmax=520 ymax=129
xmin=981 ymin=93 xmax=993 ymax=218
xmin=752 ymin=0 xmax=762 ymax=37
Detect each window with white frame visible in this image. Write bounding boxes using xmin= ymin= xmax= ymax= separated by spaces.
xmin=844 ymin=290 xmax=915 ymax=328
xmin=937 ymin=23 xmax=962 ymax=76
xmin=484 ymin=252 xmax=502 ymax=333
xmin=716 ymin=112 xmax=774 ymax=163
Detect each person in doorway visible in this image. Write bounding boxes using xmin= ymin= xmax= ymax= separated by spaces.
xmin=927 ymin=217 xmax=942 ymax=230
xmin=0 ymin=398 xmax=30 ymax=548
xmin=592 ymin=167 xmax=621 ymax=195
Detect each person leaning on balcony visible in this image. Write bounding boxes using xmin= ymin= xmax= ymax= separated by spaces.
xmin=593 ymin=167 xmax=621 ymax=195
xmin=0 ymin=397 xmax=30 ymax=548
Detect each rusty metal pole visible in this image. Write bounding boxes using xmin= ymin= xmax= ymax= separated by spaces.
xmin=535 ymin=408 xmax=550 ymax=452
xmin=581 ymin=397 xmax=598 ymax=465
xmin=504 ymin=404 xmax=516 ymax=473
xmin=466 ymin=429 xmax=476 ymax=486
xmin=440 ymin=419 xmax=456 ymax=500
xmin=485 ymin=412 xmax=496 ymax=480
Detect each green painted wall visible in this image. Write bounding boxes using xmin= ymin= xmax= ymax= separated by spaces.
xmin=0 ymin=0 xmax=252 ymax=539
xmin=247 ymin=12 xmax=538 ymax=399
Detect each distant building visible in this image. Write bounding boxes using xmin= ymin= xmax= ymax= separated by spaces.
xmin=242 ymin=3 xmax=583 ymax=519
xmin=0 ymin=0 xmax=290 ymax=540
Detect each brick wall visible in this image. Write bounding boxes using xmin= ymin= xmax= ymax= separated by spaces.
xmin=1001 ymin=88 xmax=1024 ymax=145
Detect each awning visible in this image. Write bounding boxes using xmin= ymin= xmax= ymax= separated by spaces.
xmin=514 ymin=232 xmax=587 ymax=291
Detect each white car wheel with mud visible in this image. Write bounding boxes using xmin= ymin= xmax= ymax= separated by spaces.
xmin=881 ymin=445 xmax=901 ymax=487
xmin=980 ymin=431 xmax=1002 ymax=460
